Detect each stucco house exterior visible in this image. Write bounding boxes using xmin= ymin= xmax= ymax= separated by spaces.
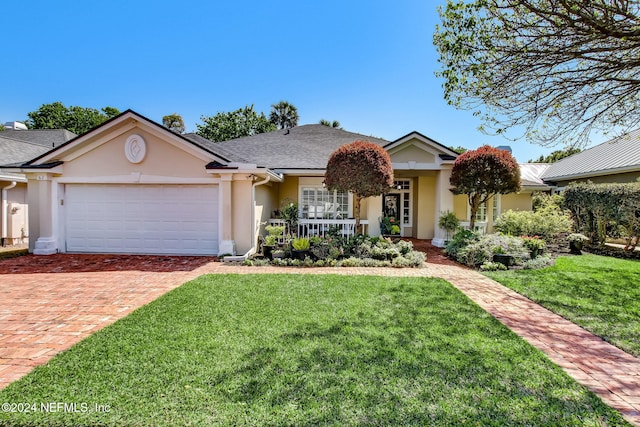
xmin=0 ymin=128 xmax=75 ymax=246
xmin=2 ymin=110 xmax=548 ymax=256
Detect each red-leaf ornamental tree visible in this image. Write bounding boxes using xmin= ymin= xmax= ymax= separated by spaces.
xmin=325 ymin=141 xmax=394 ymax=234
xmin=450 ymin=145 xmax=520 ymax=230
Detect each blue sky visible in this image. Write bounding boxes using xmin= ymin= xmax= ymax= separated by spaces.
xmin=1 ymin=0 xmax=578 ymax=162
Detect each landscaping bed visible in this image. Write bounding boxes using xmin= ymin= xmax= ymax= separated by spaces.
xmin=249 ymin=231 xmax=426 ymax=268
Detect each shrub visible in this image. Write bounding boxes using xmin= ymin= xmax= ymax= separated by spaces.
xmin=522 ymin=255 xmax=555 ymax=270
xmin=480 ymin=261 xmax=508 ymax=271
xmin=564 ymin=182 xmax=640 ymax=248
xmin=494 ymin=208 xmax=572 ymax=238
xmin=445 ymin=229 xmax=479 ymax=259
xmin=457 ymin=234 xmax=529 ymax=267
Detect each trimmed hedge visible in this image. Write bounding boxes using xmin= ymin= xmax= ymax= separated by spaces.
xmin=564 ymin=182 xmax=640 ymax=249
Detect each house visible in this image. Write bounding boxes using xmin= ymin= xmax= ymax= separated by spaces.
xmin=1 ymin=110 xmax=547 ymax=256
xmin=0 ymin=128 xmax=75 ymax=245
xmin=541 ymin=129 xmax=640 ymax=187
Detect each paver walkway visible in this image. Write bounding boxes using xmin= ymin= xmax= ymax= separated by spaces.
xmin=0 ymin=253 xmax=638 ymax=425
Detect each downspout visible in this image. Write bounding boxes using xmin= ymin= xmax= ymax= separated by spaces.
xmin=1 ymin=181 xmax=17 ymax=247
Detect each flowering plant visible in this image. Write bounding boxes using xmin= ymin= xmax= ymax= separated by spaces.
xmin=380 ymin=217 xmax=400 ymax=235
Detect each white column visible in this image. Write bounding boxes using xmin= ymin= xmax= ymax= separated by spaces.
xmin=33 ymin=174 xmax=57 ymax=255
xmin=218 ymin=174 xmax=236 ymax=255
xmin=366 ymin=195 xmax=383 ymax=236
xmin=432 ymin=168 xmax=454 ymax=247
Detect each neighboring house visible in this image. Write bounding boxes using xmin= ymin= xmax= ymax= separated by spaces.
xmin=542 ymin=129 xmax=640 ymax=187
xmin=1 ymin=110 xmax=548 ymax=256
xmin=0 ymin=128 xmax=75 ymax=245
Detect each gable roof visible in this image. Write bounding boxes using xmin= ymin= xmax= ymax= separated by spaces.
xmin=213 ymin=124 xmax=390 ymax=170
xmin=385 ymin=131 xmax=459 ymax=160
xmin=0 ymin=129 xmax=76 ymax=148
xmin=542 ymin=129 xmax=640 ymax=182
xmin=20 ymin=110 xmax=232 ymax=167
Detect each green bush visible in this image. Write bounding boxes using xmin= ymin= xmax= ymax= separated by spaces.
xmin=457 ymin=234 xmax=529 ymax=268
xmin=494 ymin=207 xmax=572 ymax=238
xmin=564 ymin=182 xmax=640 ymax=248
xmin=522 ymin=255 xmax=554 ymax=270
xmin=445 ymin=229 xmax=479 ymax=259
xmin=480 ymin=261 xmax=508 ymax=271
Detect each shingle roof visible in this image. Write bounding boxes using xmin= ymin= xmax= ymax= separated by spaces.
xmin=212 ymin=124 xmax=390 ymax=169
xmin=182 ymin=133 xmax=250 ymax=163
xmin=0 ymin=135 xmax=54 ymax=166
xmin=0 ymin=129 xmax=76 ymax=148
xmin=542 ymin=129 xmax=640 ymax=181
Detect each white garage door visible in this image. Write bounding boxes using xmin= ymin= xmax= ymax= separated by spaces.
xmin=64 ymin=184 xmax=219 ymax=255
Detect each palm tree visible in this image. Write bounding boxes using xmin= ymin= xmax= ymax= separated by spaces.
xmin=269 ymin=101 xmax=299 ymax=129
xmin=319 ymin=119 xmax=341 ymax=129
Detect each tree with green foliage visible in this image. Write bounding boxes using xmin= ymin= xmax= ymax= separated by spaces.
xmin=434 ymin=1 xmax=640 ymax=147
xmin=529 ymin=148 xmax=581 ymax=163
xmin=450 ymin=145 xmax=521 ymax=230
xmin=325 ymin=141 xmax=394 ymax=233
xmin=162 ymin=113 xmax=185 ymax=134
xmin=196 ymin=105 xmax=276 ymax=142
xmin=26 ymin=102 xmax=120 ymax=135
xmin=319 ymin=119 xmax=342 ymax=129
xmin=448 ymin=145 xmax=466 ymax=155
xmin=0 ymin=123 xmax=4 ymax=131
xmin=269 ymin=101 xmax=299 ymax=129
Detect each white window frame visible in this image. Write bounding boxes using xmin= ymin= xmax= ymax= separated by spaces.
xmin=467 ymin=195 xmax=499 ymax=223
xmin=392 ymin=179 xmax=412 ymax=227
xmin=299 ymin=185 xmax=353 ymax=219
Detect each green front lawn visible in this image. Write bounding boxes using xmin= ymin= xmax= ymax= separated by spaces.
xmin=486 ymin=255 xmax=640 ymax=357
xmin=0 ymin=274 xmax=628 ymax=426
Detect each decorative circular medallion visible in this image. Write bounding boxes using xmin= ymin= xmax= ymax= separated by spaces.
xmin=125 ymin=134 xmax=147 ymax=164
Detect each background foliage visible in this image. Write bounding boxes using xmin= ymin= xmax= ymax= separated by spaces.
xmin=26 ymin=102 xmax=120 ymax=135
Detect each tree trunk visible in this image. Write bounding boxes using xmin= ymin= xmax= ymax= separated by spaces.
xmin=354 ymin=194 xmax=362 ymax=235
xmin=468 ymin=194 xmax=480 ymax=231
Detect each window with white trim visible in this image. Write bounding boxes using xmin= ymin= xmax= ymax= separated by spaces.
xmin=468 ymin=196 xmax=499 ymax=222
xmin=300 ymin=187 xmax=349 ymax=219
xmin=393 ymin=179 xmax=412 ymax=226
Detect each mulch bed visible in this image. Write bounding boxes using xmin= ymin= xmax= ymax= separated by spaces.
xmin=403 ymin=238 xmax=461 ymax=266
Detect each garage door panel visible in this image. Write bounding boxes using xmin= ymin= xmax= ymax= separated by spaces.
xmin=65 ymin=184 xmax=219 ymax=255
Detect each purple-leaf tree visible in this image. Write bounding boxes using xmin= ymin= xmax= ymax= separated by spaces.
xmin=325 ymin=140 xmax=394 ymax=234
xmin=450 ymin=145 xmax=520 ymax=230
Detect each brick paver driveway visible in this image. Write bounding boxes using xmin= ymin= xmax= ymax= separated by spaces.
xmin=0 ymin=254 xmax=218 ymax=389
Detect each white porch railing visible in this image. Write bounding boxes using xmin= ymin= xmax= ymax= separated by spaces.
xmin=459 ymin=221 xmax=487 ymax=235
xmin=267 ymin=218 xmax=369 ymax=238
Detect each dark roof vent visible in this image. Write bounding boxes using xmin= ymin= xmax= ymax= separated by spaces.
xmin=205 ymin=161 xmax=237 ymax=170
